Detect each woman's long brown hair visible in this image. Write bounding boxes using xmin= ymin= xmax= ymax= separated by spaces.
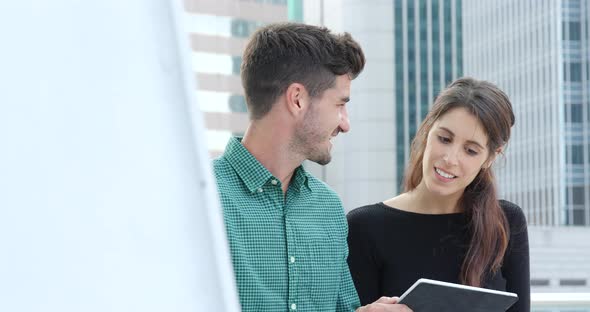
xmin=403 ymin=77 xmax=515 ymax=287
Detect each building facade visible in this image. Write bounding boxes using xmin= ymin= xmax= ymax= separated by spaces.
xmin=464 ymin=0 xmax=590 ymax=292
xmin=463 ymin=0 xmax=590 ymax=226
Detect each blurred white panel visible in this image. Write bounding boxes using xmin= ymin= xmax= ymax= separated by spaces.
xmin=0 ymin=1 xmax=239 ymax=311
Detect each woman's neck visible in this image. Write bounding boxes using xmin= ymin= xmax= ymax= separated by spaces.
xmin=405 ymin=183 xmax=463 ymax=214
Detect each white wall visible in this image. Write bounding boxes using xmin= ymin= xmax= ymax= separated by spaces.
xmin=530 ymin=226 xmax=590 ymax=292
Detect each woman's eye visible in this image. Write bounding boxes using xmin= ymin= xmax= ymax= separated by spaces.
xmin=437 ymin=135 xmax=451 ymax=144
xmin=466 ymin=148 xmax=479 ymax=156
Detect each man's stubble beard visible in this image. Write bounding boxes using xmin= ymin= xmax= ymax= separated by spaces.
xmin=291 ymin=109 xmax=332 ymax=166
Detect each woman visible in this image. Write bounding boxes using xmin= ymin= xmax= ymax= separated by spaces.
xmin=347 ymin=77 xmax=530 ymax=312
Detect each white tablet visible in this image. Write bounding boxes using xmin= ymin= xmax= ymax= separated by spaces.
xmin=398 ymin=278 xmax=518 ymax=312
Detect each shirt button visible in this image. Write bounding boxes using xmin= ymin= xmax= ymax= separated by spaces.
xmin=291 ymin=303 xmax=297 ymax=310
xmin=257 ymin=188 xmax=263 ymax=193
xmin=290 ymin=256 xmax=295 ymax=263
xmin=271 ymin=179 xmax=278 ymax=185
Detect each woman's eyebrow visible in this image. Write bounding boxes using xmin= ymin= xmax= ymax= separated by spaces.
xmin=438 ymin=126 xmax=485 ymax=149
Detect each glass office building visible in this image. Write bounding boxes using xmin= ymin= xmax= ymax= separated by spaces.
xmin=464 ymin=0 xmax=590 ymax=226
xmin=464 ymin=0 xmax=590 ymax=292
xmin=393 ymin=0 xmax=463 ymax=190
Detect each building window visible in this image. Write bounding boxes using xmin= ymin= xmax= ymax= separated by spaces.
xmin=531 ymin=279 xmax=550 ymax=286
xmin=432 ymin=0 xmax=440 ymax=88
xmin=229 ymin=95 xmax=248 ymax=113
xmin=565 ymin=186 xmax=585 ymax=205
xmin=563 ymin=21 xmax=581 ymax=41
xmin=565 ymin=208 xmax=588 ymax=225
xmin=287 ymin=0 xmax=302 ymax=21
xmin=395 ymin=0 xmax=405 ymax=190
xmin=573 ymin=209 xmax=586 ymax=225
xmin=565 ymin=103 xmax=583 ymax=123
xmin=559 ymin=279 xmax=587 ymax=286
xmin=456 ymin=0 xmax=463 ymax=76
xmin=408 ymin=0 xmax=416 ymax=135
xmin=240 ymin=0 xmax=288 ymax=4
xmin=231 ymin=19 xmax=263 ymax=38
xmin=232 ymin=56 xmax=242 ymax=75
xmin=566 ymin=144 xmax=584 ymax=164
xmin=396 ymin=147 xmax=405 ymax=190
xmin=566 ymin=62 xmax=583 ymax=81
xmin=409 ymin=85 xmax=416 ymax=129
xmin=419 ymin=0 xmax=428 ymax=117
xmin=443 ymin=0 xmax=452 ymax=84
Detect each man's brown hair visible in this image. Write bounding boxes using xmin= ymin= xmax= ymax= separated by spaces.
xmin=240 ymin=23 xmax=365 ymax=120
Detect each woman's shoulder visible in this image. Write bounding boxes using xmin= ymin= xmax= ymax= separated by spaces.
xmin=346 ymin=203 xmax=390 ymax=241
xmin=499 ymin=200 xmax=525 ymax=219
xmin=499 ymin=200 xmax=528 ymax=232
xmin=347 ymin=203 xmax=388 ymax=224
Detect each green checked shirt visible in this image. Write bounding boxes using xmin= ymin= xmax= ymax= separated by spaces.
xmin=213 ymin=137 xmax=361 ymax=312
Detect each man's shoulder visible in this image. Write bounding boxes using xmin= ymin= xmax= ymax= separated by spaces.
xmin=211 ymin=156 xmax=247 ymax=215
xmin=305 ymin=173 xmax=341 ymax=201
xmin=212 ymin=156 xmax=231 ymax=177
xmin=211 ymin=156 xmax=239 ymax=194
xmin=212 ymin=155 xmax=226 ymax=169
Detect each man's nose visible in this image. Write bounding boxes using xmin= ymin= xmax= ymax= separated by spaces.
xmin=339 ymin=107 xmax=350 ymax=133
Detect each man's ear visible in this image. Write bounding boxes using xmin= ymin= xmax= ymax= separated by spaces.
xmin=284 ymin=83 xmax=309 ymax=117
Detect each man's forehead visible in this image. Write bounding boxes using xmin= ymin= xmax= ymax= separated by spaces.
xmin=334 ymin=75 xmax=351 ymax=92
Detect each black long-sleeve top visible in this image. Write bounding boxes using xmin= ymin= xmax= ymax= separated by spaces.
xmin=347 ymin=200 xmax=530 ymax=312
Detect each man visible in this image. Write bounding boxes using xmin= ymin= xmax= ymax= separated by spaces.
xmin=214 ymin=23 xmax=411 ymax=312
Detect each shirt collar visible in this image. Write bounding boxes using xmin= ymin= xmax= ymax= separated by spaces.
xmin=290 ymin=165 xmax=312 ymax=193
xmin=223 ymin=137 xmax=311 ymax=193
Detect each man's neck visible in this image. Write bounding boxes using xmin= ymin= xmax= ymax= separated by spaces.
xmin=241 ymin=121 xmax=303 ymax=193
